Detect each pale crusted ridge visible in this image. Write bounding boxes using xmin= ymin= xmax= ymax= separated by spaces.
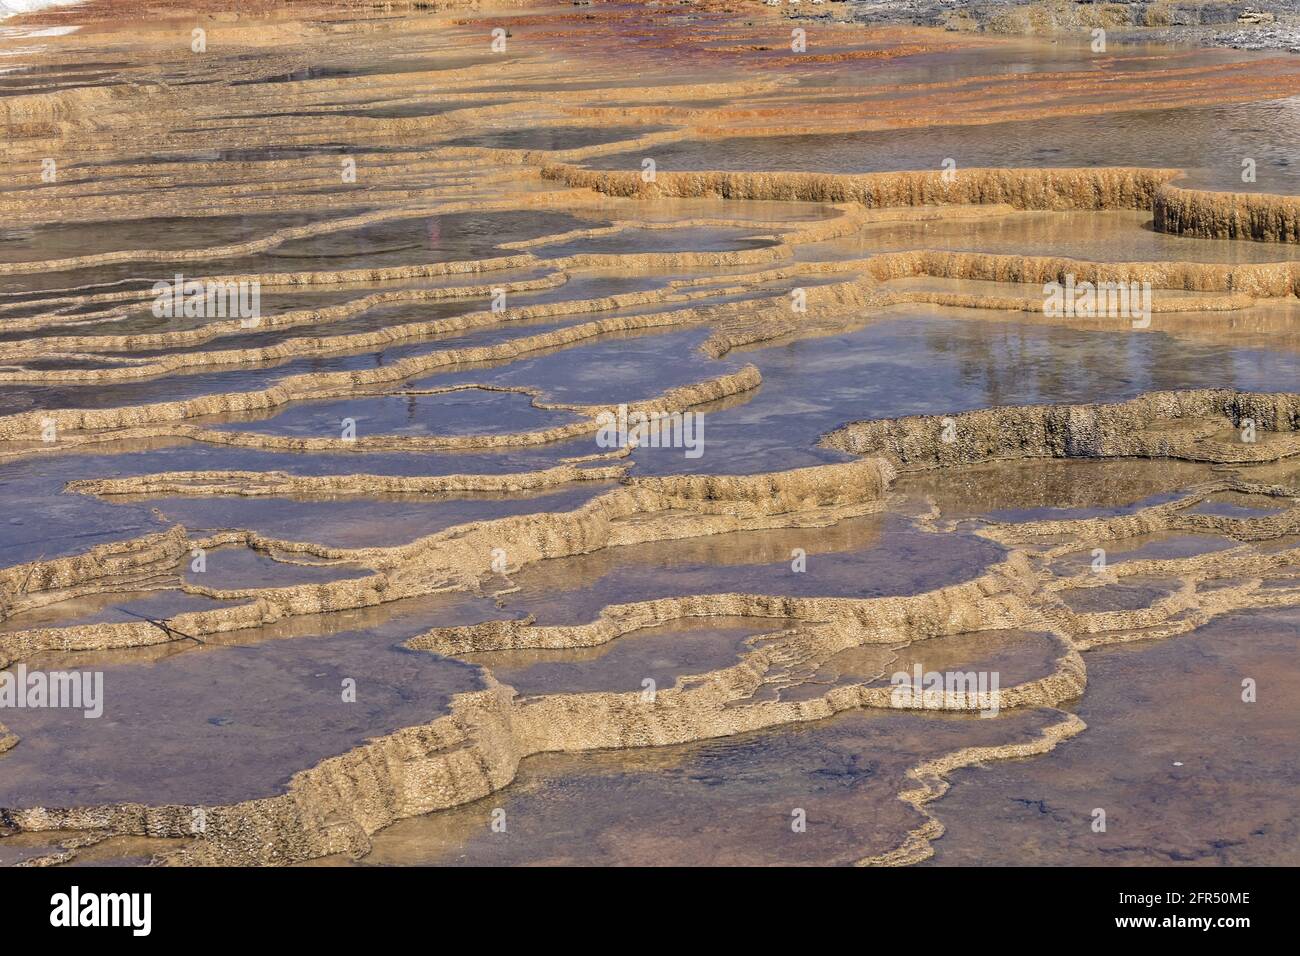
xmin=823 ymin=389 xmax=1300 ymax=468
xmin=856 ymin=712 xmax=1088 ymax=867
xmin=0 ymin=459 xmax=896 ymax=662
xmin=4 ymin=395 xmax=1299 ymax=865
xmin=64 ymin=462 xmax=627 ymax=498
xmin=542 ymin=164 xmax=1181 ymax=210
xmin=0 ymin=278 xmax=777 ymax=385
xmin=545 ymin=163 xmax=1300 ymax=246
xmin=1155 ymin=182 xmax=1300 ymax=243
xmin=0 ymin=311 xmax=757 ymax=448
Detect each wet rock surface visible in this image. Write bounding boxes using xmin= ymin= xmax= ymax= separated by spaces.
xmin=0 ymin=0 xmax=1296 ymax=867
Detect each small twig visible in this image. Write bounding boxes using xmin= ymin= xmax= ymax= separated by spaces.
xmin=117 ymin=607 xmax=206 ymax=645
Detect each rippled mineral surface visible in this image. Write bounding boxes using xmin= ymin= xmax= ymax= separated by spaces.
xmin=0 ymin=0 xmax=1298 ymax=867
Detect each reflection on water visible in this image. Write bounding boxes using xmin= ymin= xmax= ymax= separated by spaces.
xmin=501 ymin=514 xmax=1005 ymax=624
xmin=2 ymin=0 xmax=1297 ymax=868
xmin=632 ymin=309 xmax=1300 ymax=475
xmin=343 ymin=706 xmax=1060 ymax=867
xmin=586 ymin=97 xmax=1300 ymax=194
xmin=928 ymin=608 xmax=1300 ymax=865
xmin=0 ymin=630 xmax=485 ymax=807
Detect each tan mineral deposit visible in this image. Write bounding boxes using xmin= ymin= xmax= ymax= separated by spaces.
xmin=0 ymin=0 xmax=1296 ymax=872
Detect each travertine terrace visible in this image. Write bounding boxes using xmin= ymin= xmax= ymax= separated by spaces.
xmin=0 ymin=0 xmax=1297 ymax=868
